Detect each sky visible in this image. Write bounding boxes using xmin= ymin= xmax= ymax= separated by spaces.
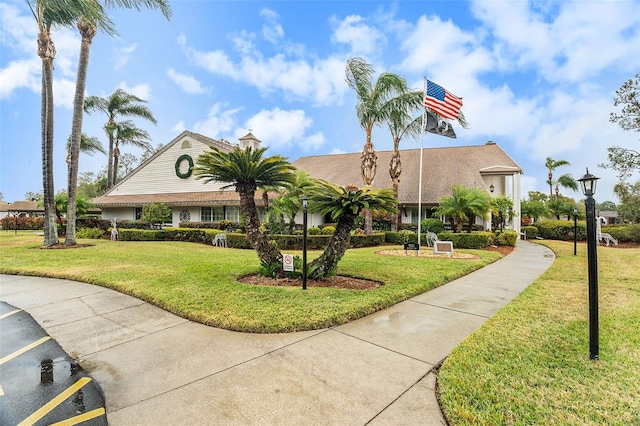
xmin=1 ymin=0 xmax=639 ymax=205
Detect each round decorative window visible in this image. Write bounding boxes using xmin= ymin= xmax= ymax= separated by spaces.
xmin=175 ymin=154 xmax=194 ymax=179
xmin=179 ymin=209 xmax=191 ymax=222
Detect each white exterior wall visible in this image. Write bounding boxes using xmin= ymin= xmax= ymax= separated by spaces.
xmin=101 ymin=207 xmax=136 ymax=221
xmin=107 ymin=136 xmax=228 ymax=196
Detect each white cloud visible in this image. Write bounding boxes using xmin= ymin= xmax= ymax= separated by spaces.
xmin=0 ymin=58 xmax=39 ymax=99
xmin=193 ymin=103 xmax=241 ymax=138
xmin=113 ymin=43 xmax=137 ymax=70
xmin=118 ymin=82 xmax=152 ymax=100
xmin=330 ymin=14 xmax=386 ymax=56
xmin=240 ymin=108 xmax=321 ymax=151
xmin=166 ymin=68 xmax=208 ymax=94
xmin=171 ymin=121 xmax=186 ymax=134
xmin=470 ymin=1 xmax=640 ymax=83
xmin=260 ymin=9 xmax=284 ymax=44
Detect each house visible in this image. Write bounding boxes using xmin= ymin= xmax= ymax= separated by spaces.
xmin=93 ymin=131 xmax=265 ymax=226
xmin=293 ymin=141 xmax=523 ymax=235
xmin=0 ymin=201 xmax=44 ymax=218
xmin=93 ymin=131 xmax=523 ymax=235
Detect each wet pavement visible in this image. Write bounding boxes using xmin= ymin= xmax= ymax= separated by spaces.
xmin=0 ymin=301 xmax=107 ymax=425
xmin=0 ymin=240 xmax=555 ymax=425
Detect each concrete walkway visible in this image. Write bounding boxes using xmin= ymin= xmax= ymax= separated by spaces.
xmin=0 ymin=240 xmax=555 ymax=425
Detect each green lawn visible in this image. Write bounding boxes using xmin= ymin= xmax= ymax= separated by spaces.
xmin=0 ymin=232 xmax=500 ymax=333
xmin=438 ymin=240 xmax=640 ymax=425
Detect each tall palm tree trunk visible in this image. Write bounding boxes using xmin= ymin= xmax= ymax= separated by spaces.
xmin=361 ymin=139 xmax=377 ymax=234
xmin=389 ymin=142 xmax=401 ymax=232
xmin=112 ymin=143 xmax=120 ymax=184
xmin=66 ymin=20 xmax=96 ymax=246
xmin=39 ymin=29 xmax=58 ymax=246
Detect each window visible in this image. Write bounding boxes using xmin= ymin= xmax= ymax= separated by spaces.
xmin=201 ymin=207 xmax=212 ymax=222
xmin=213 ymin=207 xmax=224 ymax=221
xmin=226 ymin=206 xmax=240 ymax=222
xmin=135 ymin=207 xmax=142 ymax=220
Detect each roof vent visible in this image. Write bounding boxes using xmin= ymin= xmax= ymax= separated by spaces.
xmin=486 ymin=140 xmax=496 ymax=145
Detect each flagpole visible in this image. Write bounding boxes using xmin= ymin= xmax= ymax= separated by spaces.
xmin=418 ymin=77 xmax=427 ymax=253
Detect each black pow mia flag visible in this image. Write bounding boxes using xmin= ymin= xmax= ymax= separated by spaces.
xmin=424 ymin=110 xmax=456 ymax=139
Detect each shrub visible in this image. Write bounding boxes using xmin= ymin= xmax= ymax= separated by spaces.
xmin=437 ymin=231 xmax=493 ymax=249
xmin=421 ymin=218 xmax=445 ymax=234
xmin=76 ymin=227 xmax=106 ymax=239
xmin=307 ymin=227 xmax=322 ymax=235
xmin=533 ymin=220 xmax=586 ymax=241
xmin=494 ymin=230 xmax=517 ymax=246
xmin=603 ymin=224 xmax=640 ymax=243
xmin=321 ymin=226 xmax=335 ymax=235
xmin=118 ymin=229 xmax=165 ymax=241
xmin=522 ymin=226 xmax=539 ymax=240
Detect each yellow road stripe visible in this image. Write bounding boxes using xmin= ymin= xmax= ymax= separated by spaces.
xmin=0 ymin=336 xmax=51 ymax=365
xmin=49 ymin=407 xmax=106 ymax=426
xmin=18 ymin=377 xmax=92 ymax=426
xmin=0 ymin=309 xmax=21 ymax=320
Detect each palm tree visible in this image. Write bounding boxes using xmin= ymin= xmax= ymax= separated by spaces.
xmin=66 ymin=133 xmax=106 ymax=164
xmin=307 ymin=181 xmax=396 ymax=279
xmin=269 ymin=170 xmax=315 ymax=233
xmin=110 ymin=120 xmax=152 ymax=184
xmin=27 ymin=0 xmax=108 ymax=246
xmin=545 ymin=157 xmax=571 ymax=199
xmin=386 ymin=94 xmax=424 ymax=231
xmin=193 ymin=146 xmax=296 ymax=271
xmin=84 ymin=88 xmax=158 ymax=189
xmin=345 ymin=57 xmax=413 ymax=234
xmin=553 ymin=173 xmax=578 ymax=198
xmin=435 ymin=184 xmax=487 ymax=233
xmin=463 ymin=187 xmax=491 ymax=233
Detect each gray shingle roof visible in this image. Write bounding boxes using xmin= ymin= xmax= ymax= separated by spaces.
xmin=292 ymin=142 xmax=522 ymax=205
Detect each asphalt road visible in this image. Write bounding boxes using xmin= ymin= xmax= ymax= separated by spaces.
xmin=0 ymin=301 xmax=107 ymax=426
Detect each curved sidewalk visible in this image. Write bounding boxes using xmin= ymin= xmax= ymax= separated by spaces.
xmin=0 ymin=240 xmax=555 ymax=425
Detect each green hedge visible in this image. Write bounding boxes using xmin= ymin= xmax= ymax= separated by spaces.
xmin=533 ymin=220 xmax=587 ymax=241
xmin=114 ymin=228 xmax=385 ymax=249
xmin=493 ymin=230 xmax=518 ymax=246
xmin=437 ymin=231 xmax=494 ymax=249
xmin=600 ymin=224 xmax=640 ymax=243
xmin=521 ymin=225 xmax=539 ymax=240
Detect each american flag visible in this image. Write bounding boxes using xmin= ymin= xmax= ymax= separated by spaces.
xmin=423 ymin=80 xmax=463 ymax=120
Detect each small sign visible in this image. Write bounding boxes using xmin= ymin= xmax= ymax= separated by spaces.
xmin=283 ymin=254 xmax=294 ymax=272
xmin=434 ymin=241 xmax=454 ymax=255
xmin=404 ymin=242 xmax=419 ymax=256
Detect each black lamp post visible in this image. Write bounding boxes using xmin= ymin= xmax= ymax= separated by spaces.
xmin=302 ymin=196 xmax=308 ymax=290
xmin=573 ymin=206 xmax=578 ymax=256
xmin=578 ymin=168 xmax=600 ymax=360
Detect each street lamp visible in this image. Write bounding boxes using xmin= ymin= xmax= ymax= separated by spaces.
xmin=573 ymin=206 xmax=578 ymax=256
xmin=302 ymin=196 xmax=308 ymax=290
xmin=578 ymin=168 xmax=600 ymax=360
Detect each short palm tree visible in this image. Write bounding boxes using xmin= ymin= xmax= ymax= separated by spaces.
xmin=435 ymin=184 xmax=490 ymax=233
xmin=193 ymin=146 xmax=296 ymax=271
xmin=545 ymin=157 xmax=571 ymax=199
xmin=84 ymin=89 xmax=158 ymax=189
xmin=269 ymin=170 xmax=316 ymax=233
xmin=463 ymin=187 xmax=491 ymax=232
xmin=307 ymin=181 xmax=396 ymax=279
